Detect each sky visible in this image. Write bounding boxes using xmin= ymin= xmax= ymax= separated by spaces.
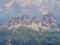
xmin=0 ymin=0 xmax=60 ymax=24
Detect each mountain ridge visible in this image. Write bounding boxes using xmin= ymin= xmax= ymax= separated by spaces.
xmin=0 ymin=13 xmax=59 ymax=31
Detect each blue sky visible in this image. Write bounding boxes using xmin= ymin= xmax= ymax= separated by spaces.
xmin=0 ymin=0 xmax=60 ymax=24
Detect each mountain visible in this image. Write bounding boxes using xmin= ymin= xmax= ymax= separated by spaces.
xmin=0 ymin=13 xmax=60 ymax=45
xmin=42 ymin=13 xmax=59 ymax=30
xmin=0 ymin=13 xmax=59 ymax=31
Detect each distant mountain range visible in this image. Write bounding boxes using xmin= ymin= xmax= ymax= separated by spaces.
xmin=0 ymin=13 xmax=59 ymax=31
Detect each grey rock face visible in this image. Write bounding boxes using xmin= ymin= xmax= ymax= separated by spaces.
xmin=21 ymin=14 xmax=31 ymax=25
xmin=42 ymin=13 xmax=59 ymax=30
xmin=5 ymin=16 xmax=21 ymax=27
xmin=0 ymin=13 xmax=59 ymax=31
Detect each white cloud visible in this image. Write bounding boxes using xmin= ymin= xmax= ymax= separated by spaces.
xmin=0 ymin=8 xmax=4 ymax=12
xmin=0 ymin=8 xmax=15 ymax=14
xmin=45 ymin=0 xmax=49 ymax=2
xmin=41 ymin=9 xmax=49 ymax=15
xmin=15 ymin=0 xmax=32 ymax=8
xmin=13 ymin=0 xmax=32 ymax=13
xmin=0 ymin=0 xmax=60 ymax=15
xmin=4 ymin=1 xmax=14 ymax=9
xmin=32 ymin=0 xmax=43 ymax=7
xmin=55 ymin=0 xmax=60 ymax=6
xmin=0 ymin=0 xmax=2 ymax=2
xmin=15 ymin=0 xmax=53 ymax=14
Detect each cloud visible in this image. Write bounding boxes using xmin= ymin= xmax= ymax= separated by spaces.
xmin=35 ymin=0 xmax=60 ymax=15
xmin=13 ymin=0 xmax=32 ymax=14
xmin=0 ymin=0 xmax=2 ymax=2
xmin=0 ymin=0 xmax=15 ymax=14
xmin=14 ymin=0 xmax=48 ymax=14
xmin=0 ymin=0 xmax=60 ymax=15
xmin=0 ymin=8 xmax=4 ymax=12
xmin=14 ymin=0 xmax=54 ymax=14
xmin=41 ymin=9 xmax=49 ymax=15
xmin=55 ymin=0 xmax=60 ymax=6
xmin=4 ymin=1 xmax=14 ymax=9
xmin=45 ymin=0 xmax=49 ymax=2
xmin=16 ymin=0 xmax=32 ymax=5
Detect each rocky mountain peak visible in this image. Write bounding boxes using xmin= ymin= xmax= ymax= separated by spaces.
xmin=5 ymin=16 xmax=21 ymax=27
xmin=21 ymin=14 xmax=30 ymax=22
xmin=0 ymin=13 xmax=59 ymax=31
xmin=42 ymin=13 xmax=59 ymax=30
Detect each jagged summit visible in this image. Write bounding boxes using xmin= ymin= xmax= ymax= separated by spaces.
xmin=0 ymin=13 xmax=59 ymax=31
xmin=42 ymin=13 xmax=59 ymax=30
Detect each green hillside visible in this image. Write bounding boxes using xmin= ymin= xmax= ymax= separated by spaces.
xmin=0 ymin=27 xmax=60 ymax=45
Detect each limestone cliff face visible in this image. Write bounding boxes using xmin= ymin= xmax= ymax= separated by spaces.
xmin=42 ymin=13 xmax=59 ymax=30
xmin=0 ymin=13 xmax=59 ymax=31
